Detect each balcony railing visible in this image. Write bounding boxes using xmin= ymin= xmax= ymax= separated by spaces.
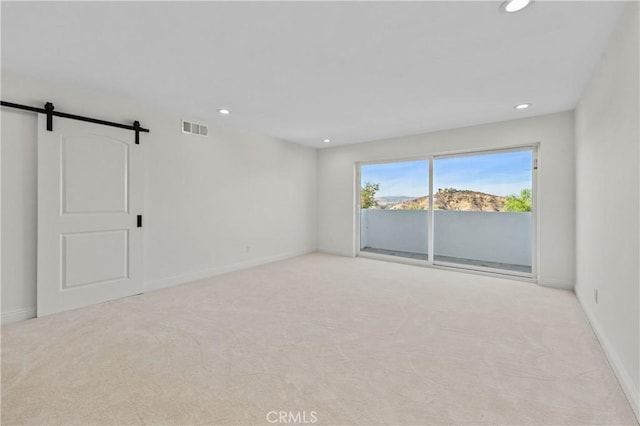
xmin=360 ymin=209 xmax=532 ymax=270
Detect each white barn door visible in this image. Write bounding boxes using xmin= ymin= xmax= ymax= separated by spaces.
xmin=37 ymin=115 xmax=143 ymax=317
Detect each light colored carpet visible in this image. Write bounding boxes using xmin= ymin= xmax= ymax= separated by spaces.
xmin=1 ymin=253 xmax=636 ymax=425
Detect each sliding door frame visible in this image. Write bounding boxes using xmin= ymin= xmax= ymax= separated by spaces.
xmin=355 ymin=155 xmax=434 ymax=267
xmin=355 ymin=143 xmax=539 ymax=282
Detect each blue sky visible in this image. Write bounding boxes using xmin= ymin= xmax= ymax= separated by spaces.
xmin=361 ymin=151 xmax=532 ymax=197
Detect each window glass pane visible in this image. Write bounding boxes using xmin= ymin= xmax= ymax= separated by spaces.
xmin=360 ymin=160 xmax=429 ymax=260
xmin=433 ymin=150 xmax=533 ymax=273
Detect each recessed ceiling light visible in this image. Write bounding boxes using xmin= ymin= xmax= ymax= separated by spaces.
xmin=323 ymin=139 xmax=331 ymax=143
xmin=514 ymin=103 xmax=531 ymax=110
xmin=500 ymin=0 xmax=532 ymax=13
xmin=217 ymin=109 xmax=230 ymax=115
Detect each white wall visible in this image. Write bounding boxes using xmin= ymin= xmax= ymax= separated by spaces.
xmin=1 ymin=70 xmax=318 ymax=323
xmin=1 ymin=108 xmax=38 ymax=322
xmin=574 ymin=2 xmax=639 ymax=419
xmin=318 ymin=112 xmax=575 ymax=288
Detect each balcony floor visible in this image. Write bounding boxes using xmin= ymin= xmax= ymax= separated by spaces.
xmin=360 ymin=247 xmax=532 ymax=273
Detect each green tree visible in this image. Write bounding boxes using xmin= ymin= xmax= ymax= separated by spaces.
xmin=360 ymin=182 xmax=380 ymax=209
xmin=504 ymin=189 xmax=532 ymax=212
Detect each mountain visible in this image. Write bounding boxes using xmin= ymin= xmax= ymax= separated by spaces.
xmin=384 ymin=188 xmax=506 ymax=211
xmin=376 ymin=196 xmax=415 ymax=207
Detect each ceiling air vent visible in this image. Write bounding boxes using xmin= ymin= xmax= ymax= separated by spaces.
xmin=182 ymin=120 xmax=209 ymax=136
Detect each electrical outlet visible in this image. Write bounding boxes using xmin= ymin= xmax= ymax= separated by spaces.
xmin=594 ymin=289 xmax=598 ymax=304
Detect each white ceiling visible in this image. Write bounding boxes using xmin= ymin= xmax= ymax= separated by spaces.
xmin=1 ymin=1 xmax=625 ymax=148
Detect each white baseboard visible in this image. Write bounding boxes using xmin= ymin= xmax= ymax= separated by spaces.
xmin=1 ymin=306 xmax=36 ymax=325
xmin=317 ymin=247 xmax=355 ymax=257
xmin=144 ymin=248 xmax=315 ymax=293
xmin=537 ymin=276 xmax=573 ymax=290
xmin=576 ymin=291 xmax=640 ymax=422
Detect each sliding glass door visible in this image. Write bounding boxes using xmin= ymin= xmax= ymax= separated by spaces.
xmin=432 ymin=149 xmax=534 ymax=274
xmin=359 ymin=160 xmax=429 ymax=260
xmin=358 ymin=146 xmax=536 ymax=277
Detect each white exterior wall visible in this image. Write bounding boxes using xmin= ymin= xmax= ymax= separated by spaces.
xmin=361 ymin=210 xmax=531 ymax=266
xmin=361 ymin=210 xmax=428 ymax=254
xmin=433 ymin=211 xmax=531 ymax=266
